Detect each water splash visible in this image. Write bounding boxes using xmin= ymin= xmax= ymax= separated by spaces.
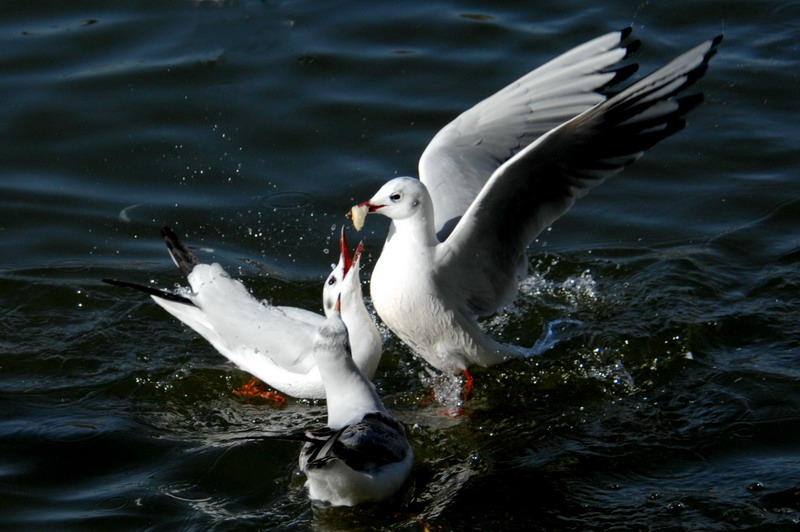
xmin=417 ymin=368 xmax=470 ymax=418
xmin=523 ymin=318 xmax=585 ymax=357
xmin=568 ymin=347 xmax=638 ymax=396
xmin=518 ymin=268 xmax=600 ymax=310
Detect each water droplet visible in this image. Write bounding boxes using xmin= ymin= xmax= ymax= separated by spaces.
xmin=666 ymin=501 xmax=686 ymax=513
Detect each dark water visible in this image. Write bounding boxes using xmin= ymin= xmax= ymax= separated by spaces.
xmin=2 ymin=0 xmax=799 ymax=529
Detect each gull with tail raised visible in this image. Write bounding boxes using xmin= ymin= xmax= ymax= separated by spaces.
xmin=104 ymin=226 xmax=381 ymax=400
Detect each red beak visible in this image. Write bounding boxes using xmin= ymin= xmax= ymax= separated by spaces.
xmin=339 ymin=226 xmax=364 ymax=277
xmin=340 ymin=226 xmax=352 ymax=275
xmin=345 ymin=201 xmax=384 ymax=219
xmin=363 ymin=201 xmax=384 ymax=213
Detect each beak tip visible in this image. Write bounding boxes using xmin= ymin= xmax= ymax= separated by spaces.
xmin=339 ymin=226 xmax=353 ymax=274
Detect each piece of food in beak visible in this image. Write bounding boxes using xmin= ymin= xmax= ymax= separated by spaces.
xmin=349 ymin=204 xmax=369 ymax=231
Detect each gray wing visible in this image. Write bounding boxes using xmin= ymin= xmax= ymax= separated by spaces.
xmin=419 ymin=29 xmax=640 ymax=241
xmin=303 ymin=413 xmax=409 ymax=472
xmin=437 ymin=36 xmax=722 ymax=317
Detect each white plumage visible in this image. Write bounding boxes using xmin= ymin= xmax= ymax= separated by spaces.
xmin=353 ymin=30 xmax=722 ymax=373
xmin=297 ymin=299 xmax=413 ymax=506
xmin=104 ymin=226 xmax=381 ymax=399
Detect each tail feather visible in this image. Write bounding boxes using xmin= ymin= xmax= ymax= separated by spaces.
xmin=161 ymin=225 xmax=201 ymax=277
xmin=102 ymin=278 xmax=195 ymax=306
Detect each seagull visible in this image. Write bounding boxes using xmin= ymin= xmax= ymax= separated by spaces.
xmin=296 ymin=296 xmax=413 ymax=506
xmin=103 ymin=226 xmax=381 ymax=400
xmin=350 ymin=29 xmax=722 ymax=374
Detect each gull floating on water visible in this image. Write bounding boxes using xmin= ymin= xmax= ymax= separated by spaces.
xmin=104 ymin=226 xmax=381 ymax=400
xmin=350 ymin=29 xmax=722 ymax=374
xmin=293 ymin=296 xmax=413 ymax=506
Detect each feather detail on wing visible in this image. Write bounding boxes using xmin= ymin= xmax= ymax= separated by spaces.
xmin=419 ymin=28 xmax=640 ymax=241
xmin=302 ymin=412 xmax=410 ymax=472
xmin=437 ymin=35 xmax=722 ymax=317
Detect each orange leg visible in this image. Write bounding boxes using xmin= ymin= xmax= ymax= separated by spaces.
xmin=442 ymin=370 xmax=475 ymax=417
xmin=233 ymin=378 xmax=287 ymax=406
xmin=417 ymin=393 xmax=434 ymax=407
xmin=462 ymin=369 xmax=474 ymax=402
xmin=419 ymin=369 xmax=475 ymax=417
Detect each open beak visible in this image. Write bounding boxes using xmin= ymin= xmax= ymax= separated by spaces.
xmin=362 ymin=201 xmax=384 ymax=213
xmin=340 ymin=226 xmax=352 ymax=275
xmin=339 ymin=226 xmax=364 ymax=278
xmin=345 ymin=201 xmax=383 ymax=218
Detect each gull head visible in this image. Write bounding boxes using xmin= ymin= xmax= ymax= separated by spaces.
xmin=358 ymin=177 xmax=430 ymax=222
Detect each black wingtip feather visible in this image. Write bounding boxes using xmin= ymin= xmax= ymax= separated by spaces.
xmin=676 ymin=92 xmax=705 ymax=114
xmin=606 ymin=63 xmax=639 ymax=88
xmin=161 ymin=225 xmax=201 ymax=277
xmin=102 ymin=278 xmax=195 ymax=306
xmin=701 ymin=35 xmax=722 ymax=63
xmin=623 ymin=38 xmax=641 ymax=60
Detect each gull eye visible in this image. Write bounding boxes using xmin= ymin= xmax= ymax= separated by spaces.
xmin=390 ymin=193 xmax=401 ymax=202
xmin=327 ymin=276 xmax=336 ymax=286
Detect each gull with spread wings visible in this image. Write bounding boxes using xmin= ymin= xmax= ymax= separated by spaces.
xmin=350 ymin=29 xmax=722 ymax=375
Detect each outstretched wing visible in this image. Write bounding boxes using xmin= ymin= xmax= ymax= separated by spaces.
xmin=419 ymin=29 xmax=640 ymax=241
xmin=437 ymin=36 xmax=722 ymax=316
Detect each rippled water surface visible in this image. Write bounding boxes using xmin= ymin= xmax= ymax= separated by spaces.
xmin=2 ymin=0 xmax=799 ymax=529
